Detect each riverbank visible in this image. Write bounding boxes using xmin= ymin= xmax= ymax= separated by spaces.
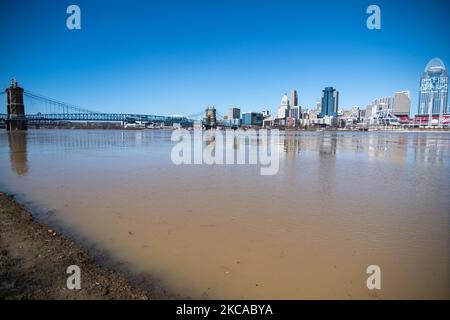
xmin=0 ymin=192 xmax=152 ymax=300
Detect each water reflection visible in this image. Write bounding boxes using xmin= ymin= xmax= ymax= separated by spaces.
xmin=7 ymin=131 xmax=28 ymax=176
xmin=2 ymin=130 xmax=450 ymax=177
xmin=0 ymin=129 xmax=449 ymax=299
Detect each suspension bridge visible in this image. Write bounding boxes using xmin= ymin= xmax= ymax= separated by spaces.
xmin=0 ymin=83 xmax=213 ymax=128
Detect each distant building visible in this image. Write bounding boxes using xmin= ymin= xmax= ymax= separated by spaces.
xmin=366 ymin=97 xmax=390 ymax=121
xmin=263 ymin=118 xmax=273 ymax=128
xmin=228 ymin=107 xmax=241 ymax=120
xmin=242 ymin=112 xmax=263 ymax=126
xmin=224 ymin=116 xmax=241 ymax=127
xmin=364 ymin=93 xmax=412 ymax=125
xmin=392 ymin=91 xmax=411 ymax=116
xmin=261 ymin=109 xmax=270 ymax=119
xmin=364 ymin=105 xmax=373 ymax=122
xmin=373 ymin=97 xmax=392 ymax=109
xmin=290 ymin=106 xmax=300 ymax=119
xmin=277 ymin=94 xmax=290 ymax=119
xmin=315 ymin=101 xmax=321 ymax=112
xmin=359 ymin=109 xmax=366 ymax=118
xmin=291 ymin=90 xmax=298 ymax=107
xmin=313 ymin=116 xmax=337 ymax=127
xmin=320 ymin=87 xmax=339 ymax=117
xmin=418 ymin=58 xmax=449 ymax=115
xmin=339 ymin=106 xmax=362 ymax=126
xmin=350 ymin=105 xmax=361 ymax=118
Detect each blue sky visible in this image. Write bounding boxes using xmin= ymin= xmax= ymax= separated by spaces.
xmin=0 ymin=0 xmax=449 ymax=116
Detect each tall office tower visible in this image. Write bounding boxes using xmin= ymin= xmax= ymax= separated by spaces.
xmin=291 ymin=90 xmax=298 ymax=107
xmin=392 ymin=91 xmax=411 ymax=116
xmin=418 ymin=58 xmax=448 ymax=115
xmin=320 ymin=87 xmax=339 ymax=117
xmin=277 ymin=94 xmax=290 ymax=119
xmin=228 ymin=107 xmax=241 ymax=119
xmin=290 ymin=106 xmax=300 ymax=119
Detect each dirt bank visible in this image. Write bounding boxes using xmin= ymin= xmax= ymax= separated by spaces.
xmin=0 ymin=192 xmax=152 ymax=300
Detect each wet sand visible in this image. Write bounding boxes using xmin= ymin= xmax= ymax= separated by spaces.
xmin=0 ymin=192 xmax=152 ymax=300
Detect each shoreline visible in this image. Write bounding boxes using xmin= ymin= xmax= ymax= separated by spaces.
xmin=0 ymin=192 xmax=172 ymax=300
xmin=2 ymin=124 xmax=450 ymax=135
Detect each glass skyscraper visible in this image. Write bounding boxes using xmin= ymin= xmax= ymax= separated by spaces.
xmin=320 ymin=87 xmax=339 ymax=117
xmin=418 ymin=58 xmax=448 ymax=115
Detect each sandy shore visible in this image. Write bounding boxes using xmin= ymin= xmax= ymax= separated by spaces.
xmin=0 ymin=192 xmax=155 ymax=300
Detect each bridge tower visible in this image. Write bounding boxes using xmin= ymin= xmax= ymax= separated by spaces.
xmin=203 ymin=106 xmax=217 ymax=130
xmin=5 ymin=79 xmax=27 ymax=131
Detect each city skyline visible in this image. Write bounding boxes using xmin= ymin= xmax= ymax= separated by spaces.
xmin=1 ymin=0 xmax=450 ymax=117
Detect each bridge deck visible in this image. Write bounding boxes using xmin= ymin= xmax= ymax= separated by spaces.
xmin=0 ymin=113 xmax=192 ymax=123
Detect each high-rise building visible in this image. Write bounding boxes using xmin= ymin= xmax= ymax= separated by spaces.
xmin=228 ymin=107 xmax=241 ymax=119
xmin=291 ymin=90 xmax=298 ymax=107
xmin=277 ymin=94 xmax=290 ymax=119
xmin=290 ymin=106 xmax=300 ymax=119
xmin=320 ymin=87 xmax=339 ymax=117
xmin=242 ymin=112 xmax=263 ymax=126
xmin=392 ymin=91 xmax=411 ymax=116
xmin=418 ymin=58 xmax=449 ymax=115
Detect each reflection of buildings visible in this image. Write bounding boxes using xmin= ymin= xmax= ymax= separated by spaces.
xmin=283 ymin=132 xmax=301 ymax=156
xmin=390 ymin=135 xmax=408 ymax=165
xmin=8 ymin=131 xmax=28 ymax=175
xmin=413 ymin=134 xmax=447 ymax=164
xmin=318 ymin=133 xmax=337 ymax=155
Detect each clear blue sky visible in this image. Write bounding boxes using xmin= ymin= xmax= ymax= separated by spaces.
xmin=1 ymin=0 xmax=449 ymax=116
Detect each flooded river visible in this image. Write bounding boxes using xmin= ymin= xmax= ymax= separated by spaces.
xmin=0 ymin=129 xmax=449 ymax=299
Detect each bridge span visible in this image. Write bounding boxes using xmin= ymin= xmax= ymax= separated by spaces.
xmin=0 ymin=81 xmax=203 ymax=129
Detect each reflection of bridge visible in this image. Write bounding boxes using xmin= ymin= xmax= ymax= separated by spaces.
xmin=0 ymin=88 xmax=207 ymax=126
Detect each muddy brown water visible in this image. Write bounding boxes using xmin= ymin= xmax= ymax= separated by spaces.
xmin=0 ymin=129 xmax=448 ymax=299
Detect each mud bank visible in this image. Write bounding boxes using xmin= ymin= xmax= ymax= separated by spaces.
xmin=0 ymin=192 xmax=154 ymax=300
